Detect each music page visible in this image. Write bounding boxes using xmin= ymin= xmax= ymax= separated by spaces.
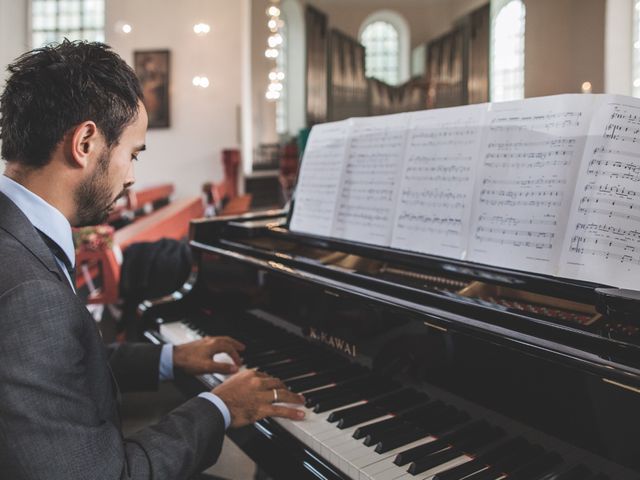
xmin=332 ymin=114 xmax=410 ymax=245
xmin=559 ymin=96 xmax=640 ymax=288
xmin=390 ymin=104 xmax=487 ymax=259
xmin=467 ymin=95 xmax=596 ymax=275
xmin=289 ymin=119 xmax=352 ymax=236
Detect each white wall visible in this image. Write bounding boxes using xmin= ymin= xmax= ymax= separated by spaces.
xmin=0 ymin=0 xmax=29 ymax=157
xmin=106 ymin=0 xmax=243 ymax=198
xmin=0 ymin=0 xmax=28 ymax=86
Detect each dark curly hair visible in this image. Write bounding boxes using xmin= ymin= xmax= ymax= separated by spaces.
xmin=0 ymin=39 xmax=143 ymax=168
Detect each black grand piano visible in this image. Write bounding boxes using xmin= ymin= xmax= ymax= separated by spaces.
xmin=140 ymin=208 xmax=640 ymax=480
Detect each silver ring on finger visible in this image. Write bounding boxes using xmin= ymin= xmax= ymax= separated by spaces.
xmin=272 ymin=388 xmax=279 ymax=404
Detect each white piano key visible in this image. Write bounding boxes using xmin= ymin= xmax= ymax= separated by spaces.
xmin=163 ymin=321 xmax=480 ymax=480
xmin=360 ymin=436 xmax=439 ymax=480
xmin=390 ymin=454 xmax=473 ymax=480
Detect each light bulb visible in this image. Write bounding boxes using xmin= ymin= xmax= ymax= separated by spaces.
xmin=276 ymin=71 xmax=285 ymax=81
xmin=192 ymin=76 xmax=210 ymax=88
xmin=267 ymin=6 xmax=280 ymax=17
xmin=268 ymin=35 xmax=280 ymax=48
xmin=193 ymin=23 xmax=211 ymax=35
xmin=581 ymin=81 xmax=592 ymax=94
xmin=268 ymin=19 xmax=278 ymax=31
xmin=122 ymin=23 xmax=132 ymax=34
xmin=269 ymin=71 xmax=278 ymax=81
xmin=265 ymin=48 xmax=279 ymax=58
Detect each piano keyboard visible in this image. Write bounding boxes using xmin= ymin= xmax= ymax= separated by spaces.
xmin=159 ymin=316 xmax=626 ymax=480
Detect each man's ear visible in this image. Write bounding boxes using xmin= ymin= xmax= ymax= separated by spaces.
xmin=69 ymin=121 xmax=100 ymax=169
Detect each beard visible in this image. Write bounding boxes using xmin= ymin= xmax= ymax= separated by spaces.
xmin=74 ymin=149 xmax=128 ymax=227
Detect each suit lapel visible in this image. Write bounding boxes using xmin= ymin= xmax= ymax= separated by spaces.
xmin=0 ymin=191 xmax=65 ymax=282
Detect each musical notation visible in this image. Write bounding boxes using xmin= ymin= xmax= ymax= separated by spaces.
xmin=468 ymin=95 xmax=595 ymax=274
xmin=333 ymin=115 xmax=409 ymax=244
xmin=391 ymin=104 xmax=487 ymax=258
xmin=290 ymin=120 xmax=352 ymax=236
xmin=559 ymin=99 xmax=640 ymax=286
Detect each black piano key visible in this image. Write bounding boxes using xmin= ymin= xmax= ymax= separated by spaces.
xmin=286 ymin=366 xmax=364 ymax=393
xmin=304 ymin=374 xmax=379 ymax=406
xmin=538 ymin=464 xmax=592 ymax=480
xmin=460 ymin=468 xmax=503 ymax=480
xmin=432 ymin=460 xmax=489 ymax=480
xmin=460 ymin=445 xmax=539 ymax=480
xmin=337 ymin=406 xmax=391 ymax=429
xmin=408 ymin=447 xmax=462 ymax=475
xmin=432 ymin=437 xmax=529 ymax=480
xmin=507 ymin=451 xmax=563 ymax=480
xmin=353 ymin=416 xmax=405 ymax=440
xmin=261 ymin=360 xmax=317 ymax=379
xmin=395 ymin=420 xmax=488 ymax=466
xmin=329 ymin=389 xmax=423 ymax=424
xmin=407 ymin=425 xmax=502 ymax=475
xmin=361 ymin=401 xmax=445 ymax=444
xmin=492 ymin=443 xmax=543 ymax=473
xmin=364 ymin=423 xmax=416 ymax=447
xmin=375 ymin=427 xmax=430 ymax=453
xmin=313 ymin=382 xmax=400 ymax=412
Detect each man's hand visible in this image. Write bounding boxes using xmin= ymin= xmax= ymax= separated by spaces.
xmin=213 ymin=369 xmax=306 ymax=428
xmin=173 ymin=336 xmax=245 ymax=375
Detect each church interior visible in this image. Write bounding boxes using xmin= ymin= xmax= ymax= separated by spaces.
xmin=1 ymin=1 xmax=640 ymax=479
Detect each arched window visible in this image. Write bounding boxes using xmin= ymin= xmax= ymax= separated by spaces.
xmin=31 ymin=0 xmax=104 ymax=48
xmin=359 ymin=10 xmax=410 ymax=86
xmin=633 ymin=0 xmax=640 ymax=96
xmin=490 ymin=0 xmax=525 ymax=102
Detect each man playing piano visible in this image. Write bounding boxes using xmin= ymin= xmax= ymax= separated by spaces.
xmin=0 ymin=40 xmax=304 ymax=479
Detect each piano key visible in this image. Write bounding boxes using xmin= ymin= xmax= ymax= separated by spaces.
xmin=507 ymin=451 xmax=563 ymax=479
xmin=329 ymin=389 xmax=426 ymax=426
xmin=395 ymin=420 xmax=489 ymax=466
xmin=287 ymin=367 xmax=365 ymax=392
xmin=538 ymin=464 xmax=592 ymax=480
xmin=314 ymin=383 xmax=402 ymax=413
xmin=354 ymin=402 xmax=445 ymax=440
xmin=432 ymin=437 xmax=529 ymax=480
xmin=378 ymin=427 xmax=433 ymax=454
xmin=407 ymin=426 xmax=503 ymax=475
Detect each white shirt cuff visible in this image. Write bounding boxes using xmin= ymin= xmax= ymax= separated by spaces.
xmin=159 ymin=344 xmax=174 ymax=381
xmin=198 ymin=392 xmax=231 ymax=429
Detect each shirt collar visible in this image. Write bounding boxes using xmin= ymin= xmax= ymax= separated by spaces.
xmin=0 ymin=174 xmax=75 ymax=267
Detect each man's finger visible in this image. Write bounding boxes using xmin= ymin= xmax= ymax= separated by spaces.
xmin=221 ymin=336 xmax=246 ymax=351
xmin=267 ymin=405 xmax=306 ymax=420
xmin=213 ymin=341 xmax=243 ymax=366
xmin=260 ymin=388 xmax=304 ymax=405
xmin=259 ymin=377 xmax=286 ymax=391
xmin=209 ymin=361 xmax=239 ymax=375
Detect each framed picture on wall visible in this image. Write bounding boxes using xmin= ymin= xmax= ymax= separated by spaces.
xmin=134 ymin=50 xmax=170 ymax=128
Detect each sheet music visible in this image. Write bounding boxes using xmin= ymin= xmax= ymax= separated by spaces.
xmin=390 ymin=104 xmax=487 ymax=258
xmin=467 ymin=95 xmax=596 ymax=275
xmin=289 ymin=119 xmax=352 ymax=236
xmin=559 ymin=96 xmax=640 ymax=288
xmin=332 ymin=114 xmax=409 ymax=245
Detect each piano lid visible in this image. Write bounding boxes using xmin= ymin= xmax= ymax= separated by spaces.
xmin=190 ymin=214 xmax=640 ymax=386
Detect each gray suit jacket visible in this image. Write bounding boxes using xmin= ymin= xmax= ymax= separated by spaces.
xmin=0 ymin=192 xmax=225 ymax=479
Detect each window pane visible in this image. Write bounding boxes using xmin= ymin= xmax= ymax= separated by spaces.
xmin=31 ymin=0 xmax=105 ymax=48
xmin=491 ymin=0 xmax=525 ymax=102
xmin=361 ymin=21 xmax=400 ymax=85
